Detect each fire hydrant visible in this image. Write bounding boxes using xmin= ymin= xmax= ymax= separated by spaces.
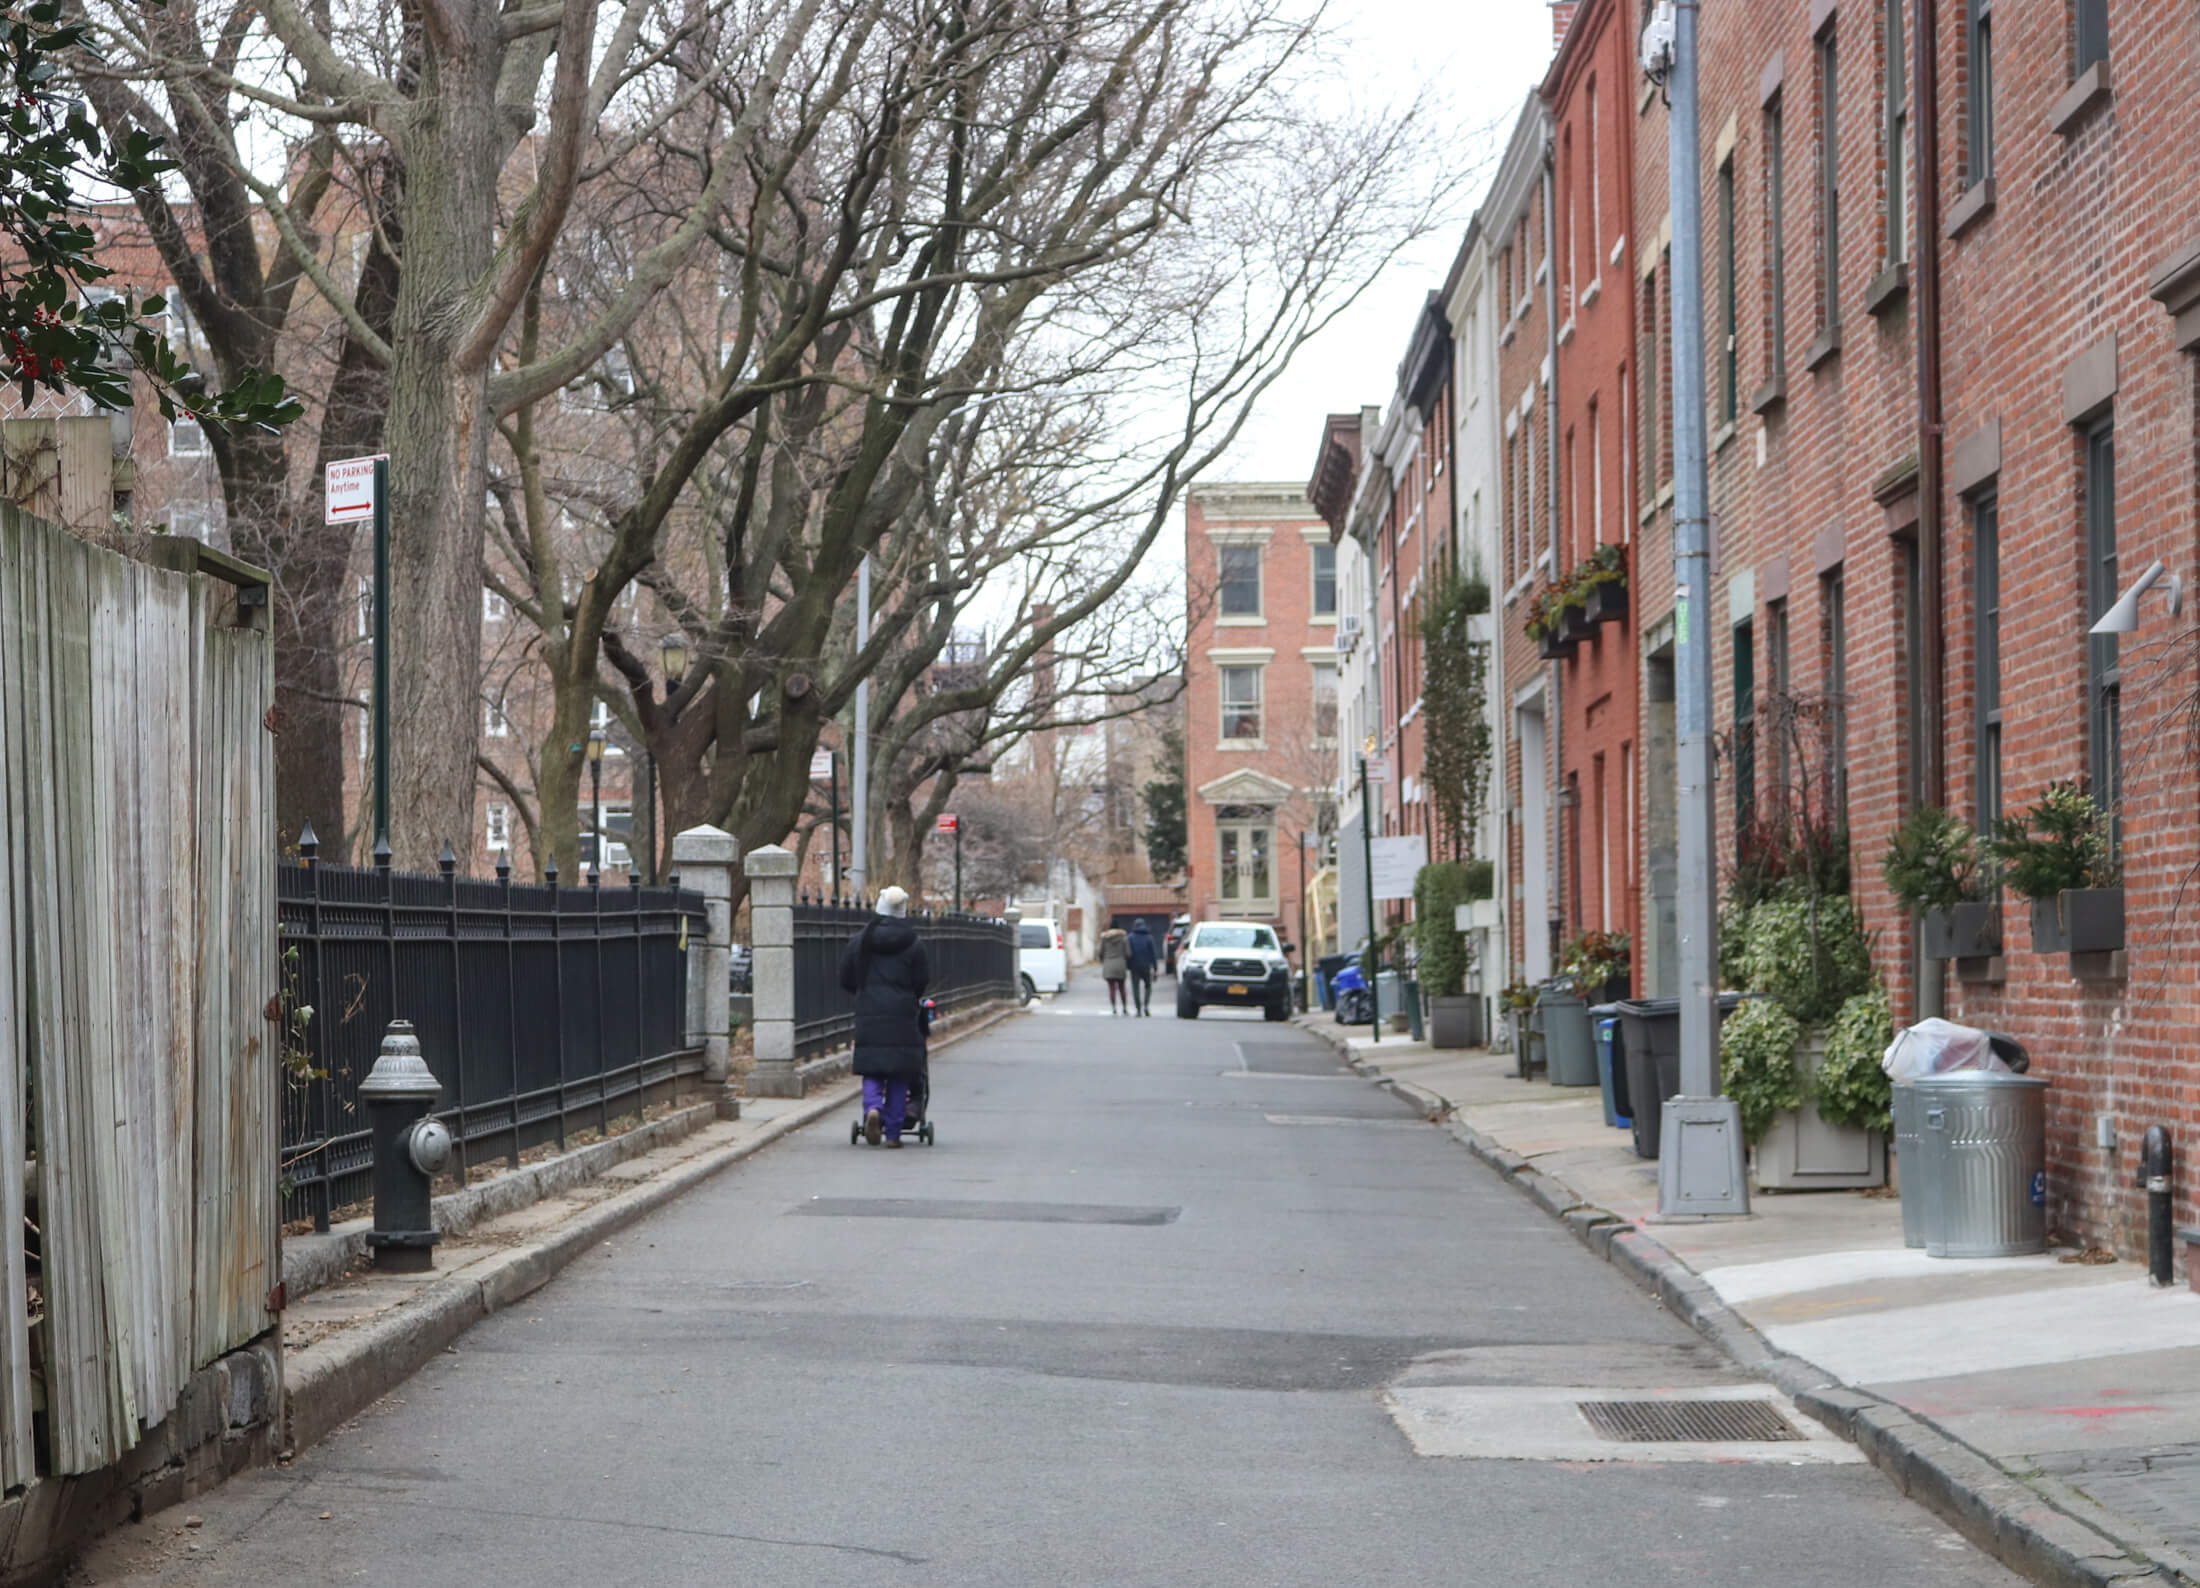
xmin=361 ymin=1019 xmax=453 ymax=1272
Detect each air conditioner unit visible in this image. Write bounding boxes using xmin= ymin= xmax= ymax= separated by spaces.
xmin=1338 ymin=613 xmax=1363 ymax=637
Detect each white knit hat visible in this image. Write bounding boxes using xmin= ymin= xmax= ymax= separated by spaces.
xmin=876 ymin=885 xmax=909 ymax=917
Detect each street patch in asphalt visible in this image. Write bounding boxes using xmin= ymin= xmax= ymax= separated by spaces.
xmin=1234 ymin=1040 xmax=1348 ymax=1076
xmin=791 ymin=1197 xmax=1181 ymax=1226
xmin=1382 ymin=1383 xmax=1863 ymax=1463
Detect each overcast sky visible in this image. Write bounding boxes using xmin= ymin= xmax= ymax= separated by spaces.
xmin=1218 ymin=2 xmax=1561 ymax=483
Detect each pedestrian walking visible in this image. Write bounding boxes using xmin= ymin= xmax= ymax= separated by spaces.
xmin=839 ymin=886 xmax=930 ymax=1147
xmin=1098 ymin=924 xmax=1131 ymax=1014
xmin=1126 ymin=918 xmax=1159 ymax=1016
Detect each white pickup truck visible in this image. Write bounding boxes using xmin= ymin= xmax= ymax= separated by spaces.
xmin=1016 ymin=917 xmax=1068 ymax=1000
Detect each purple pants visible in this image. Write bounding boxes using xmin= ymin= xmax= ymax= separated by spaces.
xmin=863 ymin=1076 xmax=910 ymax=1142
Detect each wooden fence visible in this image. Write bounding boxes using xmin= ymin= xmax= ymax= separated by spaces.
xmin=0 ymin=502 xmax=277 ymax=1479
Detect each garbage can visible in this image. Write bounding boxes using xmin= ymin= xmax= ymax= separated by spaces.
xmin=1375 ymin=970 xmax=1403 ymax=1029
xmin=1614 ymin=994 xmax=1745 ymax=1159
xmin=1539 ymin=988 xmax=1597 ymax=1086
xmin=1891 ymin=1083 xmax=1925 ymax=1248
xmin=1403 ymin=978 xmax=1424 ymax=1042
xmin=1316 ymin=954 xmax=1350 ymax=1011
xmin=1591 ymin=1006 xmax=1632 ymax=1129
xmin=1914 ymin=1071 xmax=2049 ymax=1258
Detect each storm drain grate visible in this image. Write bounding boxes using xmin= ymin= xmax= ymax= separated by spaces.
xmin=1576 ymin=1399 xmax=1806 ymax=1444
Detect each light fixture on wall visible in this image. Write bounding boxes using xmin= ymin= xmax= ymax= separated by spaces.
xmin=2090 ymin=559 xmax=2183 ymax=636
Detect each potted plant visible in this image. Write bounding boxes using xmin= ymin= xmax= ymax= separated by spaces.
xmin=1414 ymin=862 xmax=1483 ymax=1048
xmin=1501 ymin=978 xmax=1539 ymax=1078
xmin=1561 ymin=929 xmax=1630 ymax=1004
xmin=1986 ymin=781 xmax=2118 ymax=954
xmin=1524 ymin=583 xmax=1577 ymax=660
xmin=1881 ymin=805 xmax=1997 ymax=960
xmin=1578 ymin=542 xmax=1629 ymax=626
xmin=1559 ymin=576 xmax=1596 ymax=642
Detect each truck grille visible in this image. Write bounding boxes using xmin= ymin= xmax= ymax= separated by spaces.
xmin=1209 ymin=958 xmax=1269 ymax=979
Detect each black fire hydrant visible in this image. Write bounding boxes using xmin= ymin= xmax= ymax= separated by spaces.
xmin=361 ymin=1019 xmax=453 ymax=1273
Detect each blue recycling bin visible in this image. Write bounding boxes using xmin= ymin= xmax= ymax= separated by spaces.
xmin=1591 ymin=1007 xmax=1632 ymax=1130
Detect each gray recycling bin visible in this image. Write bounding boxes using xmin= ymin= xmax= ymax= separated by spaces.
xmin=1891 ymin=1083 xmax=1925 ymax=1249
xmin=1914 ymin=1071 xmax=2050 ymax=1258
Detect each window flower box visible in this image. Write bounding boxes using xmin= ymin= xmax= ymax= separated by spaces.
xmin=2029 ymin=899 xmax=2068 ymax=955
xmin=1922 ymin=901 xmax=2001 ymax=961
xmin=1582 ymin=579 xmax=1628 ymax=626
xmin=2058 ymin=887 xmax=2124 ymax=954
xmin=1536 ymin=627 xmax=1577 ymax=660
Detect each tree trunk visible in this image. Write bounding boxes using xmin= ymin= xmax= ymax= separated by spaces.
xmin=383 ymin=48 xmax=502 ymax=868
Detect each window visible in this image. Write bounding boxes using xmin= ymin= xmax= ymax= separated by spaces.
xmin=357 ymin=576 xmax=373 ymax=639
xmin=1719 ymin=156 xmax=1738 ymax=424
xmin=485 ymin=697 xmax=511 ymax=738
xmin=1219 ymin=665 xmax=1263 ymax=741
xmin=1312 ymin=661 xmax=1339 ymax=741
xmin=1884 ymin=0 xmax=1908 ymax=266
xmin=1218 ymin=543 xmax=1262 ymax=618
xmin=1215 ymin=810 xmax=1275 ymax=908
xmin=1766 ymin=96 xmax=1788 ymax=379
xmin=1189 ymin=922 xmax=1278 ymax=951
xmin=2084 ymin=420 xmax=2119 ymax=847
xmin=579 ymin=805 xmax=632 ymax=870
xmin=1642 ymin=268 xmax=1662 ymax=495
xmin=1311 ymin=543 xmax=1337 ymax=618
xmin=590 ymin=699 xmax=611 ymax=733
xmin=1768 ymin=598 xmax=1791 ymax=796
xmin=1563 ymin=129 xmax=1576 ymax=308
xmin=1588 ymin=80 xmax=1601 ymax=260
xmin=1973 ymin=493 xmax=2002 ymax=832
xmin=1817 ymin=29 xmax=1841 ymax=326
xmin=2075 ymin=0 xmax=2107 ymax=75
xmin=1733 ymin=620 xmax=1756 ymax=842
xmin=1825 ymin=571 xmax=1849 ymax=810
xmin=486 ymin=801 xmax=511 ymax=852
xmin=1967 ymin=0 xmax=1994 ymax=185
xmin=169 ymin=417 xmax=209 ymax=458
xmin=483 ymin=587 xmax=509 ymax=622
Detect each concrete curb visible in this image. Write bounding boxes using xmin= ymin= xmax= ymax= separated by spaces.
xmin=282 ymin=1001 xmax=1028 ymax=1459
xmin=1292 ymin=1017 xmax=2173 ymax=1588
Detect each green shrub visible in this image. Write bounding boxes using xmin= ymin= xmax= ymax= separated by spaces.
xmin=1719 ymin=901 xmax=1752 ymax=990
xmin=1881 ymin=805 xmax=1984 ymax=914
xmin=1411 ymin=864 xmax=1478 ymax=997
xmin=1721 ymin=998 xmax=1804 ymax=1144
xmin=1461 ymin=858 xmax=1495 ymax=901
xmin=1738 ymin=896 xmax=1873 ymax=1025
xmin=1986 ymin=781 xmax=2118 ymax=899
xmin=1814 ymin=985 xmax=1894 ymax=1133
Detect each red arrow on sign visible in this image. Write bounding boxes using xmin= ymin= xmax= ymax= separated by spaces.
xmin=937 ymin=814 xmax=959 ymax=833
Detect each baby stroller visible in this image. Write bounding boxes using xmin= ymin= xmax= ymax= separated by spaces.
xmin=849 ymin=998 xmax=937 ymax=1146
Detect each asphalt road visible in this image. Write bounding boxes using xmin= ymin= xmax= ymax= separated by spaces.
xmin=76 ymin=979 xmax=2021 ymax=1587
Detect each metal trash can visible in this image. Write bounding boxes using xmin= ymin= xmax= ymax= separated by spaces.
xmin=1892 ymin=1082 xmax=1925 ymax=1249
xmin=1915 ymin=1071 xmax=2050 ymax=1258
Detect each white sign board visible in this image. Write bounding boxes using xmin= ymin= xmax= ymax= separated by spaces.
xmin=808 ymin=750 xmax=834 ymax=780
xmin=325 ymin=454 xmax=386 ymax=525
xmin=1368 ymin=833 xmax=1427 ymax=901
xmin=1362 ymin=757 xmax=1392 ymax=783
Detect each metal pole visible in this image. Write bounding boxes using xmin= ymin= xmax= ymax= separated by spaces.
xmin=829 ymin=752 xmax=841 ymax=898
xmin=954 ymin=823 xmax=963 ymax=914
xmin=1360 ymin=756 xmax=1380 ymax=1045
xmin=1300 ymin=830 xmax=1311 ymax=1013
xmin=641 ymin=751 xmax=655 ymax=885
xmin=590 ymin=754 xmax=602 ymax=881
xmin=850 ymin=555 xmax=870 ymax=895
xmin=371 ymin=455 xmax=391 ymax=854
xmin=1658 ymin=0 xmax=1747 ymax=1216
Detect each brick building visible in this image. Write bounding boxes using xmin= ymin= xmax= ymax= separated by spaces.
xmin=1182 ymin=483 xmax=1337 ymax=933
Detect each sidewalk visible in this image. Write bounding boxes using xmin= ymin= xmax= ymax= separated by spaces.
xmin=1298 ymin=1014 xmax=2200 ymax=1588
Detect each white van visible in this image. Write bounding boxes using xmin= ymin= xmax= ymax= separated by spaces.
xmin=1017 ymin=917 xmax=1069 ymax=1000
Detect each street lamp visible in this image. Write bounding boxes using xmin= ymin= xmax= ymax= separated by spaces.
xmin=586 ymin=727 xmax=606 ymax=886
xmin=660 ymin=632 xmax=690 ymax=685
xmin=644 ymin=634 xmax=690 ymax=886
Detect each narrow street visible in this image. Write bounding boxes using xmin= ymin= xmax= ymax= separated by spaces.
xmin=81 ymin=982 xmax=2019 ymax=1588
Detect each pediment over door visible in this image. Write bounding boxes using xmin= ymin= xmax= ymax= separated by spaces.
xmin=1195 ymin=768 xmax=1295 ymax=807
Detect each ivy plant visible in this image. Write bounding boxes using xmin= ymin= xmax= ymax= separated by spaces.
xmin=1419 ymin=564 xmax=1494 ymax=859
xmin=1720 ymin=997 xmax=1804 ymax=1144
xmin=1814 ymin=984 xmax=1894 ymax=1133
xmin=1737 ymin=896 xmax=1873 ymax=1025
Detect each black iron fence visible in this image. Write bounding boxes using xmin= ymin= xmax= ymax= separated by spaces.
xmin=793 ymin=899 xmax=1018 ymax=1058
xmin=278 ymin=853 xmax=706 ymax=1230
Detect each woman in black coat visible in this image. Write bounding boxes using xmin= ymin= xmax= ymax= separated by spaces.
xmin=839 ymin=886 xmax=930 ymax=1146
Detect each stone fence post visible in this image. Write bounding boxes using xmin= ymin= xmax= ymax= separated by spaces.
xmin=744 ymin=843 xmax=801 ymax=1098
xmin=671 ymin=826 xmax=738 ymax=1107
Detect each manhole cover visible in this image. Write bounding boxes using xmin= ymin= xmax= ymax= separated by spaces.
xmin=1577 ymin=1399 xmax=1805 ymax=1443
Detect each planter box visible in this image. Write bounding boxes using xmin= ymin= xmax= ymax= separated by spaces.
xmin=1535 ymin=628 xmax=1576 ymax=660
xmin=1923 ymin=902 xmax=2001 ymax=960
xmin=2029 ymin=898 xmax=2069 ymax=955
xmin=2059 ymin=887 xmax=2124 ymax=953
xmin=1426 ymin=994 xmax=1481 ymax=1049
xmin=1583 ymin=580 xmax=1629 ymax=625
xmin=1562 ymin=604 xmax=1596 ymax=643
xmin=1754 ymin=1034 xmax=1889 ymax=1191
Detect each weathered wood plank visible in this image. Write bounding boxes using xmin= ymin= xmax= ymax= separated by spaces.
xmin=0 ymin=513 xmax=41 ymax=1489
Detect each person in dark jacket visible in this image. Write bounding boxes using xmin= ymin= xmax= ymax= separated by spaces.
xmin=839 ymin=886 xmax=930 ymax=1146
xmin=1125 ymin=918 xmax=1160 ymax=1016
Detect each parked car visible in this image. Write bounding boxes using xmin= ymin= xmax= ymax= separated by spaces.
xmin=1163 ymin=915 xmax=1192 ymax=975
xmin=1175 ymin=921 xmax=1293 ymax=1021
xmin=1017 ymin=917 xmax=1068 ymax=1001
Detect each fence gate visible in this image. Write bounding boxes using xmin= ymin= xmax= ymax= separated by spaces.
xmin=0 ymin=505 xmax=278 ymax=1478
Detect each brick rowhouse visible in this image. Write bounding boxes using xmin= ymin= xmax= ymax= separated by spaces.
xmin=1182 ymin=483 xmax=1336 ymax=939
xmin=1653 ymin=0 xmax=2200 ymax=1261
xmin=1542 ymin=0 xmax=1643 ymax=980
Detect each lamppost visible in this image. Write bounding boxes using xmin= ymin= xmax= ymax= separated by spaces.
xmin=586 ymin=728 xmax=606 ymax=886
xmin=654 ymin=633 xmax=690 ymax=883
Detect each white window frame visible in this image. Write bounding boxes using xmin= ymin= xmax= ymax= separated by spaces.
xmin=483 ymin=587 xmax=509 ymax=622
xmin=485 ymin=697 xmax=511 ymax=738
xmin=1218 ymin=663 xmax=1264 ymax=746
xmin=168 ymin=416 xmax=209 ymax=457
xmin=485 ymin=801 xmax=512 ymax=851
xmin=1216 ymin=540 xmax=1264 ymax=622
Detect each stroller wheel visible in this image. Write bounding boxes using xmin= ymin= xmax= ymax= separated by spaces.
xmin=921 ymin=1120 xmax=935 ymax=1145
xmin=850 ymin=1119 xmax=863 ymax=1144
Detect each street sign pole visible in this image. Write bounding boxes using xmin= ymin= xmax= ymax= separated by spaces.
xmin=371 ymin=456 xmax=391 ymax=856
xmin=1656 ymin=0 xmax=1748 ymax=1216
xmin=955 ymin=824 xmax=963 ymax=914
xmin=1360 ymin=755 xmax=1380 ymax=1045
xmin=829 ymin=752 xmax=841 ymax=899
